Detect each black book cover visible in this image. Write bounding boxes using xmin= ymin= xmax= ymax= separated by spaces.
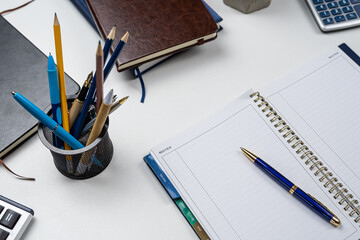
xmin=0 ymin=16 xmax=80 ymax=158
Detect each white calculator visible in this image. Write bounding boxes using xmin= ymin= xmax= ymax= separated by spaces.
xmin=0 ymin=195 xmax=33 ymax=240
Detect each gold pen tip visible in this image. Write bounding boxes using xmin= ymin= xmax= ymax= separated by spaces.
xmin=119 ymin=96 xmax=129 ymax=105
xmin=240 ymin=147 xmax=258 ymax=163
xmin=330 ymin=216 xmax=341 ymax=227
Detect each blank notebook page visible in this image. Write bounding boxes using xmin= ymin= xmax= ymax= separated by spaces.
xmin=263 ymin=46 xmax=360 ymax=220
xmin=152 ymin=88 xmax=357 ymax=239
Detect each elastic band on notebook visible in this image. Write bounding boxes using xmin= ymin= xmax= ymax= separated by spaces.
xmin=135 ymin=68 xmax=146 ymax=103
xmin=0 ymin=158 xmax=35 ymax=181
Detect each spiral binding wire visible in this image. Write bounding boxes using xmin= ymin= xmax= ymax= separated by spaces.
xmin=250 ymin=91 xmax=360 ymax=225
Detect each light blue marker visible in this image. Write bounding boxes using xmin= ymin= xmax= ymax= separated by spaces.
xmin=47 ymin=54 xmax=62 ymax=147
xmin=47 ymin=54 xmax=62 ymax=126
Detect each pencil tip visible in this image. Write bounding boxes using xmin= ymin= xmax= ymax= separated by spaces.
xmin=121 ymin=31 xmax=129 ymax=43
xmin=108 ymin=26 xmax=116 ymax=40
xmin=11 ymin=91 xmax=15 ymax=96
xmin=96 ymin=41 xmax=103 ymax=55
xmin=54 ymin=13 xmax=59 ymax=25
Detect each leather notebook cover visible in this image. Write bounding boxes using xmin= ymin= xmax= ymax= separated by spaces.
xmin=85 ymin=0 xmax=219 ymax=71
xmin=0 ymin=16 xmax=80 ymax=158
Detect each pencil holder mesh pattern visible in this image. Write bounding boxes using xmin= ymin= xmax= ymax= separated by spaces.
xmin=38 ymin=111 xmax=113 ymax=180
xmin=250 ymin=91 xmax=360 ymax=225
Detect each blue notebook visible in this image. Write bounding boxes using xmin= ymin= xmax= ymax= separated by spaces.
xmin=144 ymin=154 xmax=210 ymax=240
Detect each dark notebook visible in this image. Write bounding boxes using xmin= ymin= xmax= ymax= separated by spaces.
xmin=85 ymin=0 xmax=219 ymax=72
xmin=0 ymin=16 xmax=80 ymax=158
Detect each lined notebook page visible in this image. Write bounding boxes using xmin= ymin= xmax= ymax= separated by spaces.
xmin=262 ymin=46 xmax=360 ymax=230
xmin=152 ymin=89 xmax=357 ymax=240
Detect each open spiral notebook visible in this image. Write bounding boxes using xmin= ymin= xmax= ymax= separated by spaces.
xmin=145 ymin=43 xmax=360 ymax=240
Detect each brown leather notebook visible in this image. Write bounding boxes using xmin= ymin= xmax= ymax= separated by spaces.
xmin=85 ymin=0 xmax=218 ymax=72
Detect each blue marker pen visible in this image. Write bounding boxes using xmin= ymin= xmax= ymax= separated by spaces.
xmin=47 ymin=54 xmax=62 ymax=147
xmin=47 ymin=54 xmax=62 ymax=125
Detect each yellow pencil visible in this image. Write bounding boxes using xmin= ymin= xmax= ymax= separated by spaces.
xmin=54 ymin=13 xmax=73 ymax=173
xmin=53 ymin=13 xmax=71 ymax=151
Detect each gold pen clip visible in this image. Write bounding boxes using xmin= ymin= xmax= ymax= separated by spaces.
xmin=308 ymin=194 xmax=341 ymax=227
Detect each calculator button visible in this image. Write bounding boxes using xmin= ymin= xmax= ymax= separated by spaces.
xmin=334 ymin=15 xmax=346 ymax=21
xmin=339 ymin=0 xmax=350 ymax=6
xmin=342 ymin=6 xmax=354 ymax=12
xmin=319 ymin=10 xmax=331 ymax=17
xmin=0 ymin=206 xmax=3 ymax=214
xmin=323 ymin=17 xmax=335 ymax=24
xmin=317 ymin=4 xmax=327 ymax=10
xmin=350 ymin=0 xmax=360 ymax=3
xmin=0 ymin=229 xmax=9 ymax=240
xmin=339 ymin=0 xmax=350 ymax=5
xmin=313 ymin=0 xmax=324 ymax=3
xmin=331 ymin=9 xmax=342 ymax=15
xmin=327 ymin=2 xmax=339 ymax=8
xmin=346 ymin=12 xmax=358 ymax=19
xmin=0 ymin=209 xmax=21 ymax=230
xmin=355 ymin=4 xmax=360 ymax=15
xmin=325 ymin=0 xmax=334 ymax=2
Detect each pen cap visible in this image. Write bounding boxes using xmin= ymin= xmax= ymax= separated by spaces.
xmin=38 ymin=99 xmax=113 ymax=179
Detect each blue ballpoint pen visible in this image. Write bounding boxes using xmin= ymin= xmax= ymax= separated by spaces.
xmin=71 ymin=31 xmax=129 ymax=139
xmin=12 ymin=91 xmax=84 ymax=150
xmin=240 ymin=147 xmax=341 ymax=227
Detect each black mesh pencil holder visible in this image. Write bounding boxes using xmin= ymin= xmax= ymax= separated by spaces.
xmin=37 ymin=104 xmax=113 ymax=179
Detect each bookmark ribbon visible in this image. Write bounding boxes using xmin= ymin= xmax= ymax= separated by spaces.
xmin=0 ymin=0 xmax=34 ymax=15
xmin=0 ymin=158 xmax=35 ymax=181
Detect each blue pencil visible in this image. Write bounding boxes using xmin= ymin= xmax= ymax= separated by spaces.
xmin=103 ymin=25 xmax=116 ymax=64
xmin=71 ymin=31 xmax=129 ymax=139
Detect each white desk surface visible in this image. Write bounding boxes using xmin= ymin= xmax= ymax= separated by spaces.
xmin=0 ymin=0 xmax=359 ymax=239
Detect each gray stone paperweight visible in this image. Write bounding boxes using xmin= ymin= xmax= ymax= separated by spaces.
xmin=223 ymin=0 xmax=271 ymax=14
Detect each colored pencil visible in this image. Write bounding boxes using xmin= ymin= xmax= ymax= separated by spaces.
xmin=95 ymin=41 xmax=104 ymax=113
xmin=71 ymin=31 xmax=129 ymax=140
xmin=103 ymin=25 xmax=116 ymax=63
